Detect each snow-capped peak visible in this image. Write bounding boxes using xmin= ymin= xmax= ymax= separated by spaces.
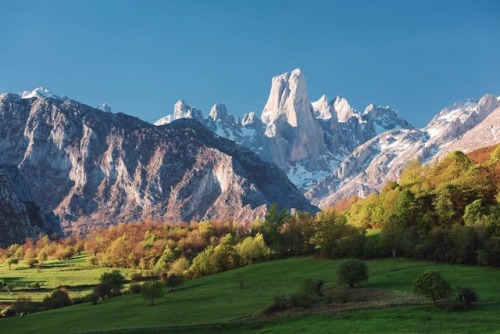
xmin=154 ymin=100 xmax=205 ymax=126
xmin=97 ymin=103 xmax=112 ymax=113
xmin=21 ymin=87 xmax=62 ymax=100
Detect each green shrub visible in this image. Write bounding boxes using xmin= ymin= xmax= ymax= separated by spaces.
xmin=457 ymin=287 xmax=478 ymax=308
xmin=43 ymin=288 xmax=72 ymax=309
xmin=129 ymin=283 xmax=142 ymax=294
xmin=338 ymin=259 xmax=368 ymax=288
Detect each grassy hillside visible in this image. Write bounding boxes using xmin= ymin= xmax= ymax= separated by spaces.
xmin=2 ymin=257 xmax=500 ymax=333
xmin=0 ymin=254 xmax=136 ymax=302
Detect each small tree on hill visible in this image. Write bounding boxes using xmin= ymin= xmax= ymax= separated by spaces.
xmin=142 ymin=281 xmax=164 ymax=306
xmin=337 ymin=259 xmax=368 ymax=288
xmin=163 ymin=273 xmax=184 ymax=292
xmin=99 ymin=270 xmax=126 ymax=296
xmin=413 ymin=270 xmax=451 ymax=306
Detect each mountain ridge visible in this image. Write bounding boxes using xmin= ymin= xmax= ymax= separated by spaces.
xmin=0 ymin=92 xmax=317 ymax=236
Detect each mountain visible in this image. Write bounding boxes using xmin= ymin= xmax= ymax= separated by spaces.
xmin=0 ymin=92 xmax=317 ymax=235
xmin=0 ymin=164 xmax=61 ymax=247
xmin=307 ymin=94 xmax=500 ymax=207
xmin=155 ymin=69 xmax=499 ymax=209
xmin=155 ymin=69 xmax=413 ymax=191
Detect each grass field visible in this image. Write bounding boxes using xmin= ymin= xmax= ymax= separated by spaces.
xmin=0 ymin=254 xmax=137 ymax=302
xmin=1 ymin=257 xmax=500 ymax=333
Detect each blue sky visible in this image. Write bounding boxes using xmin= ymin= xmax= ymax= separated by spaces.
xmin=1 ymin=0 xmax=499 ymax=127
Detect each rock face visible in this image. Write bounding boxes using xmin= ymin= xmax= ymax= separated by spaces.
xmin=0 ymin=164 xmax=61 ymax=247
xmin=0 ymin=92 xmax=317 ymax=235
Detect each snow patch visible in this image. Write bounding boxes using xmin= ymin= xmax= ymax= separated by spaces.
xmin=21 ymin=87 xmax=62 ymax=100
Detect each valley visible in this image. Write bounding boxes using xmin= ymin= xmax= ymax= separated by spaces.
xmin=1 ymin=256 xmax=500 ymax=333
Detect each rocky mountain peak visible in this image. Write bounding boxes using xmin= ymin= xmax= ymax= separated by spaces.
xmin=209 ymin=103 xmax=235 ymax=125
xmin=312 ymin=95 xmax=333 ymax=120
xmin=333 ymin=96 xmax=357 ymax=122
xmin=155 ymin=100 xmax=205 ymax=126
xmin=173 ymin=100 xmax=204 ymax=123
xmin=261 ymin=68 xmax=310 ymax=127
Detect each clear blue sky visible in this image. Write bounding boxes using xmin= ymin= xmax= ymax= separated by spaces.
xmin=1 ymin=0 xmax=499 ymax=127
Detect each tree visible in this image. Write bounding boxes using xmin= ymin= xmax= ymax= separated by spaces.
xmin=163 ymin=273 xmax=184 ymax=291
xmin=93 ymin=281 xmax=112 ymax=300
xmin=413 ymin=270 xmax=452 ymax=306
xmin=264 ymin=203 xmax=288 ymax=255
xmin=99 ymin=270 xmax=126 ymax=296
xmin=337 ymin=259 xmax=368 ymax=288
xmin=142 ymin=281 xmax=164 ymax=306
xmin=7 ymin=257 xmax=18 ymax=270
xmin=236 ymin=233 xmax=269 ymax=264
xmin=37 ymin=250 xmax=48 ymax=271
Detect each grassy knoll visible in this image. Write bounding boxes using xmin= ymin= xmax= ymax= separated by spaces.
xmin=0 ymin=254 xmax=136 ymax=302
xmin=1 ymin=257 xmax=500 ymax=333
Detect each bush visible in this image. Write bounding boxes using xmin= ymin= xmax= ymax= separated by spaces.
xmin=130 ymin=272 xmax=142 ymax=282
xmin=27 ymin=282 xmax=42 ymax=289
xmin=128 ymin=283 xmax=142 ymax=294
xmin=337 ymin=259 xmax=368 ymax=288
xmin=300 ymin=279 xmax=325 ymax=297
xmin=263 ymin=291 xmax=315 ymax=314
xmin=86 ymin=256 xmax=98 ymax=266
xmin=457 ymin=287 xmax=478 ymax=308
xmin=263 ymin=293 xmax=288 ymax=314
xmin=12 ymin=297 xmax=36 ymax=315
xmin=43 ymin=288 xmax=72 ymax=309
xmin=88 ymin=292 xmax=99 ymax=305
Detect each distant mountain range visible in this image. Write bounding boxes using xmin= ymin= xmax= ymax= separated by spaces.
xmin=1 ymin=69 xmax=498 ymax=241
xmin=155 ymin=69 xmax=500 ymax=207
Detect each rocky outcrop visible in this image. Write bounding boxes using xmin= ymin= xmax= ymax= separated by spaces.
xmin=0 ymin=93 xmax=317 ymax=235
xmin=0 ymin=164 xmax=61 ymax=247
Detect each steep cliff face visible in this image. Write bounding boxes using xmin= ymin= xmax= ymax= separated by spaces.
xmin=260 ymin=69 xmax=325 ymax=167
xmin=0 ymin=164 xmax=61 ymax=247
xmin=0 ymin=93 xmax=317 ymax=235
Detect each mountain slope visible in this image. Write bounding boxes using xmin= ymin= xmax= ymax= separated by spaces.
xmin=0 ymin=164 xmax=61 ymax=247
xmin=0 ymin=93 xmax=317 ymax=235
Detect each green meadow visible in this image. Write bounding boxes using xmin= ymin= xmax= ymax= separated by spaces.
xmin=1 ymin=257 xmax=500 ymax=333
